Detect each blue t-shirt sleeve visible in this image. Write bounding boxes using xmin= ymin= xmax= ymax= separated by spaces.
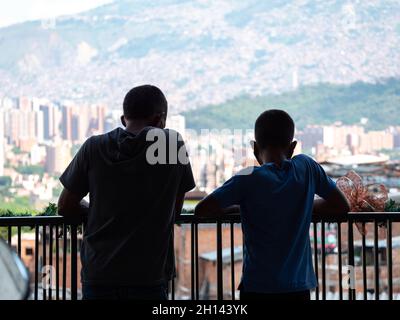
xmin=211 ymin=175 xmax=244 ymax=208
xmin=308 ymin=157 xmax=337 ymax=199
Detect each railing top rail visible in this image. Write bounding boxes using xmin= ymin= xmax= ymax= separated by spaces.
xmin=1 ymin=212 xmax=400 ymax=226
xmin=0 ymin=216 xmax=65 ymax=226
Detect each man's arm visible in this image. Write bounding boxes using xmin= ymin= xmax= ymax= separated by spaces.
xmin=174 ymin=193 xmax=186 ymax=221
xmin=58 ymin=188 xmax=89 ymax=223
xmin=195 ymin=195 xmax=240 ymax=218
xmin=313 ymin=187 xmax=350 ymax=217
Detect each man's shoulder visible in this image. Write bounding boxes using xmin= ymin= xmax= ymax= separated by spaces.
xmin=141 ymin=127 xmax=184 ymax=142
xmin=83 ymin=132 xmax=107 ymax=148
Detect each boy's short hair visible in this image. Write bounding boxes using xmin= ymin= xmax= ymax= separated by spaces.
xmin=123 ymin=85 xmax=168 ymax=120
xmin=255 ymin=109 xmax=295 ymax=149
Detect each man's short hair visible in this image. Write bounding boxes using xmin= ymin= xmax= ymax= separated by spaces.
xmin=255 ymin=109 xmax=295 ymax=149
xmin=123 ymin=85 xmax=168 ymax=120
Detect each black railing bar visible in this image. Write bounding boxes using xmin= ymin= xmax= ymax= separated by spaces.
xmin=347 ymin=219 xmax=356 ymax=300
xmin=34 ymin=225 xmax=39 ymax=300
xmin=7 ymin=226 xmax=11 ymax=245
xmin=362 ymin=223 xmax=367 ymax=300
xmin=62 ymin=224 xmax=67 ymax=300
xmin=171 ymin=225 xmax=176 ymax=301
xmin=49 ymin=225 xmax=53 ymax=300
xmin=387 ymin=220 xmax=393 ymax=300
xmin=56 ymin=224 xmax=60 ymax=300
xmin=195 ymin=223 xmax=199 ymax=300
xmin=17 ymin=226 xmax=21 ymax=257
xmin=313 ymin=222 xmax=319 ymax=300
xmin=70 ymin=224 xmax=78 ymax=300
xmin=230 ymin=222 xmax=235 ymax=301
xmin=171 ymin=279 xmax=175 ymax=301
xmin=374 ymin=221 xmax=380 ymax=301
xmin=190 ymin=222 xmax=195 ymax=300
xmin=216 ymin=221 xmax=223 ymax=301
xmin=337 ymin=223 xmax=343 ymax=300
xmin=42 ymin=225 xmax=47 ymax=300
xmin=321 ymin=221 xmax=326 ymax=300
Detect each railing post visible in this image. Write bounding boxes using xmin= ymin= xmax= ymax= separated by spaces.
xmin=321 ymin=221 xmax=326 ymax=300
xmin=374 ymin=221 xmax=380 ymax=300
xmin=34 ymin=225 xmax=39 ymax=300
xmin=70 ymin=224 xmax=78 ymax=300
xmin=230 ymin=222 xmax=235 ymax=300
xmin=347 ymin=219 xmax=356 ymax=300
xmin=190 ymin=222 xmax=195 ymax=300
xmin=387 ymin=220 xmax=393 ymax=300
xmin=313 ymin=221 xmax=319 ymax=300
xmin=216 ymin=220 xmax=223 ymax=300
xmin=337 ymin=223 xmax=343 ymax=300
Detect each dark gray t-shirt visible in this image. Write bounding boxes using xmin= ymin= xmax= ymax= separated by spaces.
xmin=60 ymin=127 xmax=195 ymax=286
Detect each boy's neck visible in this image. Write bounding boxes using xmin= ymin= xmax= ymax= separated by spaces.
xmin=260 ymin=151 xmax=288 ymax=167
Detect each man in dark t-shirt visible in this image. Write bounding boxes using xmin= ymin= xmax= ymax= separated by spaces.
xmin=58 ymin=85 xmax=195 ymax=300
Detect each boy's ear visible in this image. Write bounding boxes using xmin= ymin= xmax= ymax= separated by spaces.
xmin=121 ymin=115 xmax=127 ymax=128
xmin=286 ymin=140 xmax=298 ymax=159
xmin=252 ymin=141 xmax=263 ymax=165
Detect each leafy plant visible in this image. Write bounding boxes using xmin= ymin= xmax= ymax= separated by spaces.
xmin=385 ymin=199 xmax=400 ymax=212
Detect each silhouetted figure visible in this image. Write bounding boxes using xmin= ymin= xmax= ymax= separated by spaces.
xmin=195 ymin=110 xmax=350 ymax=300
xmin=58 ymin=85 xmax=195 ymax=300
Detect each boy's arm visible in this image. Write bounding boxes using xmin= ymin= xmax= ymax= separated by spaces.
xmin=195 ymin=175 xmax=243 ymax=218
xmin=313 ymin=186 xmax=350 ymax=217
xmin=304 ymin=155 xmax=350 ymax=218
xmin=195 ymin=194 xmax=240 ymax=217
xmin=195 ymin=195 xmax=240 ymax=217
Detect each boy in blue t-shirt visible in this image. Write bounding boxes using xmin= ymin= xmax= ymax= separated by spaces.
xmin=195 ymin=110 xmax=350 ymax=300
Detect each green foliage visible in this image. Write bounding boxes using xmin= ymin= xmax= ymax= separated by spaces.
xmin=40 ymin=203 xmax=58 ymax=216
xmin=0 ymin=209 xmax=31 ymax=217
xmin=385 ymin=199 xmax=400 ymax=212
xmin=185 ymin=78 xmax=400 ymax=131
xmin=0 ymin=197 xmax=33 ymax=213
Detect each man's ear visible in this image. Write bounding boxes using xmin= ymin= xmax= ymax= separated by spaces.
xmin=121 ymin=115 xmax=127 ymax=128
xmin=286 ymin=140 xmax=298 ymax=159
xmin=151 ymin=114 xmax=166 ymax=129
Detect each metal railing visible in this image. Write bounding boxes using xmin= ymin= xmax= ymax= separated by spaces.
xmin=0 ymin=216 xmax=79 ymax=300
xmin=1 ymin=212 xmax=400 ymax=300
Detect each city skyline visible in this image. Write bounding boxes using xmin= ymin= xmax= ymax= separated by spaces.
xmin=0 ymin=94 xmax=399 ymax=211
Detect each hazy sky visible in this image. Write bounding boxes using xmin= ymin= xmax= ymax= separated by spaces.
xmin=0 ymin=0 xmax=113 ymax=28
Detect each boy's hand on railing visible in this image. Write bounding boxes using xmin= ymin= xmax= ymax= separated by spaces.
xmin=313 ymin=187 xmax=351 ymax=217
xmin=222 ymin=205 xmax=241 ymax=215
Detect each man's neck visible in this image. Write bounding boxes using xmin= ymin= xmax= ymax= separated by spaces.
xmin=125 ymin=121 xmax=152 ymax=135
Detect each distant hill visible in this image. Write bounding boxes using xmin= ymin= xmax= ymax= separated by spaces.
xmin=184 ymin=78 xmax=400 ymax=130
xmin=0 ymin=0 xmax=399 ymax=111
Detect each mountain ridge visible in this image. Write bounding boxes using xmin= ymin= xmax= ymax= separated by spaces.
xmin=0 ymin=0 xmax=399 ymax=112
xmin=184 ymin=78 xmax=400 ymax=131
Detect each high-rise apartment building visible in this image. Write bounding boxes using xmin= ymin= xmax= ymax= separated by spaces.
xmin=61 ymin=105 xmax=74 ymax=141
xmin=0 ymin=111 xmax=5 ymax=176
xmin=45 ymin=140 xmax=72 ymax=174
